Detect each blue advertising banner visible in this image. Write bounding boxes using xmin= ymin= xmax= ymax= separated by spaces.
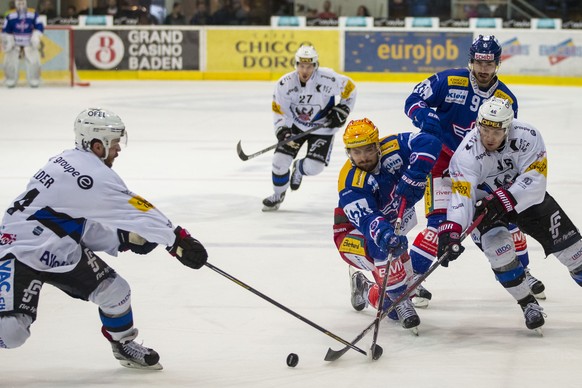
xmin=345 ymin=31 xmax=473 ymax=73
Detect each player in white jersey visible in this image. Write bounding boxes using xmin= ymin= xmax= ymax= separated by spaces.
xmin=1 ymin=0 xmax=44 ymax=87
xmin=437 ymin=97 xmax=582 ymax=332
xmin=263 ymin=45 xmax=357 ymax=211
xmin=0 ymin=108 xmax=208 ymax=370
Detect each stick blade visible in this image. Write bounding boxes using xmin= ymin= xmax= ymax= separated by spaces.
xmin=236 ymin=141 xmax=249 ymax=161
xmin=324 ymin=346 xmax=349 ymax=362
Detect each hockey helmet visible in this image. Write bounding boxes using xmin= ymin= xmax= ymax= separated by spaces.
xmin=343 ymin=118 xmax=379 ymax=149
xmin=477 ymin=97 xmax=513 ymax=134
xmin=74 ymin=108 xmax=126 ymax=160
xmin=469 ymin=35 xmax=502 ymax=64
xmin=294 ymin=45 xmax=319 ymax=69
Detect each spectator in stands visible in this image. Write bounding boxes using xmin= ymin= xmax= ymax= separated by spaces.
xmin=408 ymin=0 xmax=430 ymax=16
xmin=356 ymin=5 xmax=370 ymax=16
xmin=389 ymin=0 xmax=407 ymax=18
xmin=66 ymin=5 xmax=78 ymax=17
xmin=233 ymin=0 xmax=251 ymax=24
xmin=190 ymin=1 xmax=213 ymax=25
xmin=475 ymin=0 xmax=492 ymax=17
xmin=38 ymin=0 xmax=57 ymax=19
xmin=317 ymin=0 xmax=337 ymax=18
xmin=211 ymin=0 xmax=234 ymax=25
xmin=165 ymin=1 xmax=186 ymax=24
xmin=248 ymin=0 xmax=268 ymax=24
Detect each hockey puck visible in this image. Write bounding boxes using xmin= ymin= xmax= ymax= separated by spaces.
xmin=371 ymin=344 xmax=383 ymax=360
xmin=286 ymin=353 xmax=299 ymax=367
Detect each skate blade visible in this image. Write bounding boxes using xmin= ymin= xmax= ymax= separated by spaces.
xmin=409 ymin=327 xmax=419 ymax=336
xmin=533 ymin=291 xmax=546 ymax=300
xmin=262 ymin=204 xmax=281 ymax=212
xmin=533 ymin=327 xmax=543 ymax=336
xmin=411 ymin=296 xmax=430 ymax=308
xmin=119 ymin=360 xmax=163 ymax=370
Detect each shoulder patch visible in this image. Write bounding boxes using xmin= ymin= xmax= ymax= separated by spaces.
xmin=448 ymin=76 xmax=469 ymax=87
xmin=451 ymin=180 xmax=471 ymax=198
xmin=494 ymin=90 xmax=514 ymax=104
xmin=524 ymin=157 xmax=548 ymax=177
xmin=380 ymin=138 xmax=399 ymax=155
xmin=272 ymin=101 xmax=283 ymax=115
xmin=128 ymin=195 xmax=156 ymax=212
xmin=341 ymin=79 xmax=356 ymax=99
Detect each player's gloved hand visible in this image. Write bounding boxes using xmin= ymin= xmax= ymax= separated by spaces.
xmin=117 ymin=230 xmax=157 ymax=255
xmin=30 ymin=30 xmax=43 ymax=50
xmin=475 ymin=188 xmax=516 ymax=227
xmin=437 ymin=221 xmax=465 ymax=267
xmin=167 ymin=226 xmax=208 ymax=269
xmin=2 ymin=34 xmax=15 ymax=52
xmin=412 ymin=108 xmax=441 ymax=137
xmin=378 ymin=227 xmax=408 ymax=257
xmin=326 ymin=104 xmax=350 ymax=128
xmin=276 ymin=126 xmax=292 ymax=142
xmin=395 ymin=170 xmax=427 ymax=205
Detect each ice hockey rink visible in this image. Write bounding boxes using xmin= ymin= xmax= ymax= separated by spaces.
xmin=1 ymin=80 xmax=581 ymax=388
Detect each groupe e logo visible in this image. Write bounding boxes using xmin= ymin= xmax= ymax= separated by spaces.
xmin=86 ymin=31 xmax=125 ymax=70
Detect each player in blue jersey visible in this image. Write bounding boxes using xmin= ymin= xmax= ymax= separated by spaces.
xmin=404 ymin=35 xmax=545 ymax=306
xmin=1 ymin=0 xmax=44 ymax=87
xmin=333 ymin=118 xmax=441 ymax=332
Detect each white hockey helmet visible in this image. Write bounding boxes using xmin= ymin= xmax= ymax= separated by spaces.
xmin=477 ymin=97 xmax=513 ymax=135
xmin=294 ymin=45 xmax=319 ymax=69
xmin=15 ymin=0 xmax=27 ymax=11
xmin=74 ymin=108 xmax=126 ymax=160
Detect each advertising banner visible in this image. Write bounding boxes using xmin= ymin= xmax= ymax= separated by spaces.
xmin=344 ymin=31 xmax=473 ymax=73
xmin=477 ymin=31 xmax=582 ymax=76
xmin=74 ymin=28 xmax=200 ymax=71
xmin=206 ymin=29 xmax=339 ymax=72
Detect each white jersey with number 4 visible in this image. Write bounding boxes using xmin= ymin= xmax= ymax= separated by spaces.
xmin=272 ymin=67 xmax=357 ymax=136
xmin=0 ymin=148 xmax=176 ymax=273
xmin=447 ymin=119 xmax=548 ymax=231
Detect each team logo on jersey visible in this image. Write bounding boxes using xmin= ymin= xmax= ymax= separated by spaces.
xmin=128 ymin=195 xmax=156 ymax=212
xmin=293 ymin=105 xmax=314 ymax=121
xmin=77 ymin=175 xmax=94 ymax=190
xmin=493 ymin=90 xmax=514 ymax=104
xmin=453 ymin=122 xmax=474 ymax=140
xmin=341 ymin=79 xmax=356 ymax=99
xmin=445 ymin=89 xmax=468 ymax=105
xmin=451 ymin=180 xmax=471 ymax=197
xmin=344 ymin=198 xmax=373 ymax=227
xmin=524 ymin=157 xmax=548 ymax=177
xmin=447 ymin=76 xmax=468 ymax=87
xmin=272 ymin=101 xmax=284 ymax=115
xmin=0 ymin=233 xmax=16 ymax=246
xmin=0 ymin=258 xmax=15 ymax=312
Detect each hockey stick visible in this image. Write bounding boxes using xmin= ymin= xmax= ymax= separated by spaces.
xmin=204 ymin=262 xmax=367 ymax=355
xmin=324 ymin=211 xmax=486 ymax=362
xmin=369 ymin=198 xmax=406 ymax=360
xmin=236 ymin=122 xmax=328 ymax=161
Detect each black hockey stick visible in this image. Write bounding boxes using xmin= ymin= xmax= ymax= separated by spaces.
xmin=369 ymin=199 xmax=407 ymax=360
xmin=205 ymin=262 xmax=367 ymax=355
xmin=324 ymin=211 xmax=486 ymax=362
xmin=236 ymin=122 xmax=328 ymax=161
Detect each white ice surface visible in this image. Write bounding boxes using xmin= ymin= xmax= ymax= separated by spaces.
xmin=1 ymin=81 xmax=581 ymax=388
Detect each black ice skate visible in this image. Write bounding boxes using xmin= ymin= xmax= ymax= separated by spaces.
xmin=411 ymin=274 xmax=433 ymax=308
xmin=262 ymin=191 xmax=286 ymax=211
xmin=520 ymin=298 xmax=546 ymax=334
xmin=394 ymin=299 xmax=420 ymax=335
xmin=525 ymin=269 xmax=546 ymax=300
xmin=290 ymin=160 xmax=303 ymax=191
xmin=108 ymin=329 xmax=163 ymax=370
xmin=350 ymin=271 xmax=372 ymax=311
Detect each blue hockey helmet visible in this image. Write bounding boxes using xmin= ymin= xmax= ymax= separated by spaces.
xmin=469 ymin=35 xmax=502 ymax=64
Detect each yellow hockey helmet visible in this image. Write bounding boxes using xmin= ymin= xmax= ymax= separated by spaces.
xmin=343 ymin=118 xmax=379 ymax=149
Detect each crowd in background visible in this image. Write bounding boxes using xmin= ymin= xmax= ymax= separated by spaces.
xmin=4 ymin=0 xmax=581 ymax=26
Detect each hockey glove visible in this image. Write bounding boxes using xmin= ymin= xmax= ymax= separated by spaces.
xmin=437 ymin=221 xmax=465 ymax=267
xmin=395 ymin=170 xmax=427 ymax=205
xmin=2 ymin=34 xmax=15 ymax=52
xmin=30 ymin=30 xmax=43 ymax=50
xmin=378 ymin=227 xmax=408 ymax=258
xmin=412 ymin=108 xmax=441 ymax=138
xmin=167 ymin=226 xmax=208 ymax=270
xmin=275 ymin=126 xmax=292 ymax=142
xmin=326 ymin=104 xmax=350 ymax=128
xmin=475 ymin=188 xmax=516 ymax=227
xmin=117 ymin=230 xmax=158 ymax=255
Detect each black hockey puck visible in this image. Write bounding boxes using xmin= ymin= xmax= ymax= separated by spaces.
xmin=371 ymin=344 xmax=383 ymax=360
xmin=286 ymin=353 xmax=299 ymax=367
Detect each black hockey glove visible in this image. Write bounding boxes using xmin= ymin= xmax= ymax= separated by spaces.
xmin=475 ymin=188 xmax=516 ymax=227
xmin=276 ymin=126 xmax=292 ymax=142
xmin=167 ymin=226 xmax=208 ymax=270
xmin=437 ymin=221 xmax=465 ymax=267
xmin=395 ymin=170 xmax=427 ymax=206
xmin=118 ymin=230 xmax=158 ymax=255
xmin=326 ymin=104 xmax=350 ymax=128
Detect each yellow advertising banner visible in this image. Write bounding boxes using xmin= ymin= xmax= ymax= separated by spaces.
xmin=206 ymin=29 xmax=339 ymax=73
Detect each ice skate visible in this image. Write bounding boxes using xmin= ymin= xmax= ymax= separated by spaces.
xmin=350 ymin=271 xmax=372 ymax=311
xmin=525 ymin=269 xmax=546 ymax=300
xmin=394 ymin=299 xmax=420 ymax=335
xmin=411 ymin=274 xmax=433 ymax=308
xmin=521 ymin=301 xmax=546 ymax=334
xmin=262 ymin=191 xmax=286 ymax=211
xmin=109 ymin=329 xmax=163 ymax=370
xmin=290 ymin=160 xmax=303 ymax=191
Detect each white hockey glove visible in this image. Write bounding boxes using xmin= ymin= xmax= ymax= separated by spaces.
xmin=30 ymin=30 xmax=43 ymax=49
xmin=2 ymin=33 xmax=15 ymax=52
